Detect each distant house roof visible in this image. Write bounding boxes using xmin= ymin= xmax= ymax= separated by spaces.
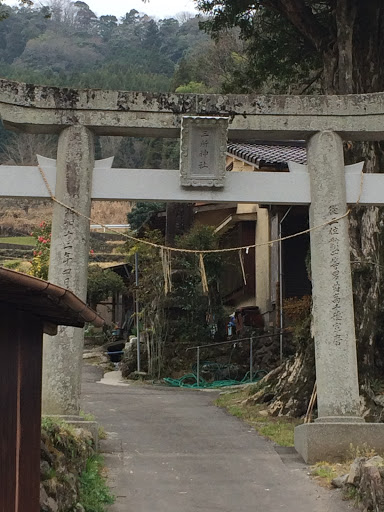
xmin=0 ymin=267 xmax=104 ymax=333
xmin=103 ymin=262 xmax=132 ymax=280
xmin=227 ymin=142 xmax=307 ymax=168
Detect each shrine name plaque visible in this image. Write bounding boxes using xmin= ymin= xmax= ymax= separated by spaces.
xmin=180 ymin=116 xmax=229 ymax=188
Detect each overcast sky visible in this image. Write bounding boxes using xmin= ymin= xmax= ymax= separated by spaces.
xmin=87 ymin=0 xmax=199 ymax=19
xmin=5 ymin=0 xmax=199 ymax=19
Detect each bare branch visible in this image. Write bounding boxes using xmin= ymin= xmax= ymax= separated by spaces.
xmin=299 ymin=68 xmax=323 ymax=94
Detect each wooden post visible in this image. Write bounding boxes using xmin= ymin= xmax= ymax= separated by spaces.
xmin=0 ymin=306 xmax=43 ymax=512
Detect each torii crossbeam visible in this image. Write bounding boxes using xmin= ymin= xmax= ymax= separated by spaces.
xmin=0 ymin=157 xmax=372 ymax=205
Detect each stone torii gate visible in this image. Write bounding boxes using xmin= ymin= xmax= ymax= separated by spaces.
xmin=2 ymin=78 xmax=384 ymax=463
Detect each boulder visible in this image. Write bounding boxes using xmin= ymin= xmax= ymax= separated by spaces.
xmin=121 ymin=338 xmax=148 ymax=378
xmin=342 ymin=456 xmax=384 ymax=512
xmin=365 ymin=455 xmax=384 ymax=468
xmin=40 ymin=484 xmax=58 ymax=512
xmin=128 ymin=370 xmax=148 ymax=380
xmin=359 ymin=464 xmax=384 ymax=512
xmin=40 ymin=460 xmax=51 ymax=480
xmin=347 ymin=457 xmax=365 ymax=485
xmin=373 ymin=395 xmax=384 ymax=408
xmin=331 ymin=474 xmax=349 ymax=488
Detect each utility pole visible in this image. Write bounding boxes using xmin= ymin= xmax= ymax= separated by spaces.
xmin=135 ymin=252 xmax=141 ymax=372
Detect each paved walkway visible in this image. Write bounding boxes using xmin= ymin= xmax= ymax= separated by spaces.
xmin=81 ymin=366 xmax=352 ymax=512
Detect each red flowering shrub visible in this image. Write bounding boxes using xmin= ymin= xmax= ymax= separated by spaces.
xmin=29 ymin=221 xmax=51 ymax=280
xmin=29 ymin=221 xmax=95 ymax=281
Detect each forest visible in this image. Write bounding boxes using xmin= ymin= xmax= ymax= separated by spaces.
xmin=0 ymin=1 xmax=247 ymax=94
xmin=0 ymin=0 xmax=251 ymax=170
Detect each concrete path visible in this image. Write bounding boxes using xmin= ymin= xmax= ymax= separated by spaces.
xmin=81 ymin=366 xmax=352 ymax=512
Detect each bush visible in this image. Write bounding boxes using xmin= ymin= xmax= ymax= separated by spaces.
xmin=87 ymin=265 xmax=126 ymax=310
xmin=78 ymin=454 xmax=115 ymax=512
xmin=29 ymin=221 xmax=51 ymax=280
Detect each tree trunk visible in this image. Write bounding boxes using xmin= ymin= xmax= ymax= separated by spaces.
xmin=250 ymin=0 xmax=384 ymax=417
xmin=165 ymin=203 xmax=194 ymax=246
xmin=349 ymin=142 xmax=384 ymax=381
xmin=336 ymin=0 xmax=357 ymax=94
xmin=343 ymin=1 xmax=384 ymax=385
xmin=248 ymin=340 xmax=315 ymax=417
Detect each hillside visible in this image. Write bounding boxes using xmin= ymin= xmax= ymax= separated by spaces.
xmin=0 ymin=198 xmax=131 ymax=236
xmin=0 ymin=2 xmax=209 ymax=92
xmin=0 ymin=1 xmax=247 ymax=261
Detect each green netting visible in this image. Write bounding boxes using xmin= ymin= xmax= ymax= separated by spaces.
xmin=163 ymin=368 xmax=267 ymax=389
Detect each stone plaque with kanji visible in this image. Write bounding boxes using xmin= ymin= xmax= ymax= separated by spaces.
xmin=180 ymin=116 xmax=229 ymax=187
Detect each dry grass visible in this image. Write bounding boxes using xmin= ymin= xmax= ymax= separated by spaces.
xmin=310 ymin=444 xmax=379 ymax=488
xmin=0 ymin=200 xmax=52 ymax=235
xmin=91 ymin=201 xmax=132 ymax=224
xmin=310 ymin=461 xmax=350 ymax=488
xmin=0 ymin=200 xmax=132 ymax=235
xmin=216 ymin=388 xmax=300 ymax=447
xmin=1 ymin=260 xmax=32 ymax=273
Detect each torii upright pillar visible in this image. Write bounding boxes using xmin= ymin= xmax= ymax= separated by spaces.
xmin=42 ymin=125 xmax=95 ymax=416
xmin=308 ymin=131 xmax=361 ymax=420
xmin=294 ymin=131 xmax=384 ymax=463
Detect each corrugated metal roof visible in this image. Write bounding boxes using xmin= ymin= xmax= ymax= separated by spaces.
xmin=227 ymin=143 xmax=307 ymax=167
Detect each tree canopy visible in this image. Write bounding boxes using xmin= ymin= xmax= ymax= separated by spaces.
xmin=87 ymin=265 xmax=125 ymax=310
xmin=0 ymin=1 xmax=210 ymax=92
xmin=197 ymin=0 xmax=384 ymax=94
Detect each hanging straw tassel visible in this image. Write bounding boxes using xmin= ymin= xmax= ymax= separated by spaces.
xmin=239 ymin=249 xmax=247 ymax=285
xmin=199 ymin=253 xmax=209 ymax=295
xmin=160 ymin=248 xmax=172 ymax=294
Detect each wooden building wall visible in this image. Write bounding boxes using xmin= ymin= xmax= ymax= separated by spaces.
xmin=0 ymin=306 xmax=42 ymax=512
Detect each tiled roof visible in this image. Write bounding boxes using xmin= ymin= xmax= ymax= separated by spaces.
xmin=227 ymin=143 xmax=307 ymax=167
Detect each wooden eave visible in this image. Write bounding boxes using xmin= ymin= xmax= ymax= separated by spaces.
xmin=0 ymin=267 xmax=104 ymax=334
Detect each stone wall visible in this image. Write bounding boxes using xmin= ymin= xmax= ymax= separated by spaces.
xmin=40 ymin=419 xmax=94 ymax=512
